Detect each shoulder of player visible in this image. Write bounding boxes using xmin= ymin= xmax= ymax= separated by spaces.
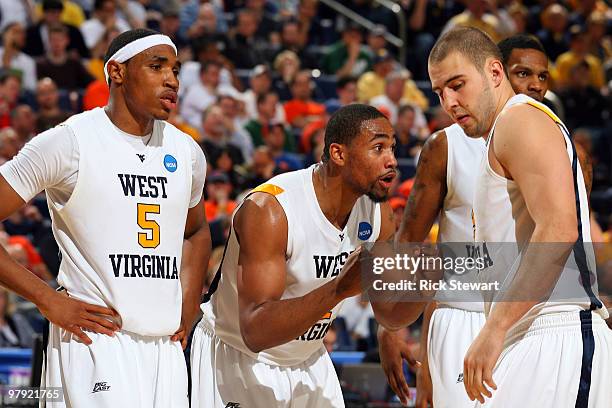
xmin=417 ymin=129 xmax=447 ymax=177
xmin=495 ymin=103 xmax=562 ymax=145
xmin=234 ymin=192 xmax=288 ymax=246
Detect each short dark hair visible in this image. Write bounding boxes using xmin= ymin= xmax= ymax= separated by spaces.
xmin=323 ymin=104 xmax=386 ymax=162
xmin=200 ymin=60 xmax=222 ymax=74
xmin=256 ymin=91 xmax=277 ymax=106
xmin=498 ymin=34 xmax=546 ymax=66
xmin=398 ymin=104 xmax=415 ymax=117
xmin=429 ymin=27 xmax=503 ymax=73
xmin=336 ymin=76 xmax=357 ymax=90
xmin=104 ymin=28 xmax=159 ymax=65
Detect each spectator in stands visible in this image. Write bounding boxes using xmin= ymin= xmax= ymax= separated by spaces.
xmin=36 ymin=24 xmax=94 ymax=90
xmin=200 ymin=104 xmax=245 ymax=168
xmin=321 ymin=22 xmax=371 ymax=78
xmin=25 ymin=0 xmax=90 ymax=59
xmin=241 ymin=146 xmax=276 ymax=189
xmin=558 ymin=59 xmax=609 ymax=131
xmin=555 ymin=24 xmax=605 ymax=89
xmin=85 ymin=26 xmax=120 ymax=83
xmin=180 ymin=38 xmax=240 ymax=94
xmin=272 ymin=50 xmax=301 ymax=101
xmin=394 ymin=105 xmax=422 ymax=160
xmin=157 ymin=6 xmax=188 ymax=50
xmin=441 ymin=0 xmax=507 ymax=43
xmin=273 ymin=19 xmax=317 ymax=69
xmin=370 ymin=70 xmax=428 ymax=134
xmin=244 ymin=0 xmax=281 ymax=43
xmin=0 ymin=127 xmax=20 ymax=161
xmin=0 ymin=287 xmax=36 ymax=348
xmin=35 ymin=78 xmax=71 ymax=132
xmin=357 ymin=50 xmax=429 ymax=112
xmin=11 ymin=105 xmax=36 ymax=144
xmin=296 ymin=0 xmax=326 ymax=46
xmin=0 ymin=72 xmax=22 ymax=128
xmin=263 ymin=121 xmax=302 ymax=173
xmin=283 ymin=69 xmax=325 ymax=129
xmin=568 ymin=0 xmax=602 ymax=28
xmin=204 ymin=171 xmax=237 ymax=223
xmin=181 ymin=60 xmax=238 ymax=129
xmin=33 ymin=0 xmax=86 ymax=28
xmin=225 ymin=9 xmax=269 ymax=69
xmin=116 ymin=0 xmax=147 ymax=29
xmin=243 ymin=64 xmax=286 ymax=122
xmin=357 ymin=49 xmax=394 ymax=102
xmin=0 ymin=0 xmax=32 ymax=32
xmin=586 ymin=11 xmax=612 ymax=62
xmin=183 ymin=3 xmax=226 ymax=47
xmin=0 ymin=23 xmax=37 ymax=92
xmin=325 ymin=75 xmax=357 ymax=113
xmin=245 ymin=91 xmax=295 ymax=151
xmin=218 ymin=93 xmax=254 ymax=161
xmin=537 ymin=4 xmax=570 ymax=61
xmin=7 ymin=233 xmax=54 ymax=282
xmin=338 ymin=296 xmax=374 ymax=351
xmin=179 ymin=0 xmax=228 ymax=43
xmin=80 ymin=0 xmax=130 ymax=57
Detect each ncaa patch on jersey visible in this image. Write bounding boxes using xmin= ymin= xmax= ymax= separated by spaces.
xmin=164 ymin=154 xmax=177 ymax=172
xmin=358 ymin=222 xmax=372 ymax=240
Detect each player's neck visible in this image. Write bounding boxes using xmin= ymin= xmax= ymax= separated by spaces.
xmin=313 ymin=163 xmax=361 ymax=230
xmin=104 ymin=97 xmax=154 ymax=136
xmin=484 ymin=85 xmax=516 ymax=140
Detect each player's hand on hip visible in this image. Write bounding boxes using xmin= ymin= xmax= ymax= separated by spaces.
xmin=378 ymin=326 xmax=421 ymax=406
xmin=39 ymin=290 xmax=120 ymax=345
xmin=171 ymin=303 xmax=200 ymax=349
xmin=415 ymin=363 xmax=434 ymax=408
xmin=463 ymin=324 xmax=503 ymax=403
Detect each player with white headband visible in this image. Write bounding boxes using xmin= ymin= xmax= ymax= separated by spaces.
xmin=0 ymin=29 xmax=211 ymax=407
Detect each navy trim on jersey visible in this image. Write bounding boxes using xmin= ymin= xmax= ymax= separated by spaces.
xmin=568 ymin=137 xmax=603 ymax=311
xmin=575 ymin=310 xmax=595 ymax=408
xmin=202 ymin=228 xmax=231 ymax=303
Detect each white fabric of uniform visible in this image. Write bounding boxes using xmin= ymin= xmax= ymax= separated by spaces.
xmin=190 ymin=320 xmax=344 ymax=408
xmin=475 ymin=311 xmax=612 ymax=407
xmin=472 ymin=94 xmax=612 ymax=407
xmin=192 ymin=164 xmax=380 ymax=406
xmin=428 ymin=306 xmax=486 ymax=408
xmin=199 ymin=164 xmax=381 ymax=366
xmin=0 ymin=107 xmax=206 ymax=405
xmin=43 ymin=323 xmax=188 ymax=408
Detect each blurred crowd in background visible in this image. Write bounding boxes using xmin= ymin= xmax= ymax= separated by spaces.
xmin=0 ymin=0 xmax=610 ymax=391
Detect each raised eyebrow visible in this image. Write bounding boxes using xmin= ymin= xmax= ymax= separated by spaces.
xmin=149 ymin=55 xmax=169 ymax=63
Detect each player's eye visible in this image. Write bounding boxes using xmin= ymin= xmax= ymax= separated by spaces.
xmin=539 ymin=74 xmax=548 ymax=82
xmin=517 ymin=71 xmax=527 ymax=78
xmin=150 ymin=64 xmax=161 ymax=70
xmin=451 ymin=82 xmax=463 ymax=91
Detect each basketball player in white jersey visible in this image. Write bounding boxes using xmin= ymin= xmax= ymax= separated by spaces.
xmin=378 ymin=33 xmax=595 ymax=408
xmin=190 ymin=104 xmax=398 ymax=407
xmin=0 ymin=29 xmax=211 ymax=407
xmin=429 ymin=27 xmax=612 ymax=406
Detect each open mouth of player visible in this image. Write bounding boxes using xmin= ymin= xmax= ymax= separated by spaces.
xmin=456 ymin=114 xmax=470 ymax=125
xmin=378 ymin=172 xmax=396 ymax=189
xmin=159 ymin=91 xmax=177 ymax=111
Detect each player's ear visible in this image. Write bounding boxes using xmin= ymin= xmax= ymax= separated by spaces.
xmin=107 ymin=61 xmax=126 ymax=85
xmin=489 ymin=58 xmax=505 ymax=88
xmin=329 ymin=143 xmax=346 ymax=166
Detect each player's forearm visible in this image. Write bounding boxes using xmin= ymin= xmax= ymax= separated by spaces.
xmin=181 ymin=224 xmax=211 ymax=309
xmin=372 ymin=300 xmax=427 ymax=330
xmin=0 ymin=246 xmax=56 ymax=309
xmin=240 ymin=280 xmax=343 ymax=353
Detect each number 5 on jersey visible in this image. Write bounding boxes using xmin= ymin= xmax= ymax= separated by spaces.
xmin=137 ymin=203 xmax=160 ymax=248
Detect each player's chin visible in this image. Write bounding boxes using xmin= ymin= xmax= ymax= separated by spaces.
xmin=366 ymin=187 xmax=390 ymax=203
xmin=152 ymin=107 xmax=171 ymax=120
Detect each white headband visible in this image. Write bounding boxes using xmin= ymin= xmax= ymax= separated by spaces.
xmin=104 ymin=34 xmax=177 ymax=83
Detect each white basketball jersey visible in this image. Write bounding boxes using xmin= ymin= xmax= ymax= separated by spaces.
xmin=436 ymin=124 xmax=486 ymax=312
xmin=201 ymin=164 xmax=381 ymax=366
xmin=53 ymin=107 xmax=196 ymax=336
xmin=473 ymin=94 xmax=608 ymax=320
